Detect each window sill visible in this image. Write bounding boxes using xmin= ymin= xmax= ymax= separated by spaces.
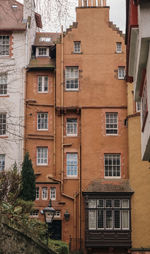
xmin=38 ymin=91 xmax=48 ymax=94
xmin=0 ymin=135 xmax=8 ymax=138
xmin=65 ymin=89 xmax=79 ymax=92
xmin=64 ymin=177 xmax=79 ymax=180
xmin=104 ymin=176 xmax=121 ymax=179
xmin=36 ymin=164 xmax=48 ymax=167
xmin=106 ymin=134 xmax=118 ymax=136
xmin=66 ymin=134 xmax=78 ymax=137
xmin=0 ymin=95 xmax=9 ymax=97
xmin=37 ymin=129 xmax=49 ymax=131
xmin=71 ymin=51 xmax=83 ymax=54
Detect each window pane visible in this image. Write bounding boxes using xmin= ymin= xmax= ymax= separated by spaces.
xmin=0 ymin=154 xmax=5 ymax=171
xmin=106 ymin=113 xmax=118 ymax=135
xmin=66 ymin=118 xmax=77 ymax=136
xmin=88 ymin=200 xmax=96 ymax=208
xmin=122 ymin=199 xmax=129 ymax=208
xmin=42 ymin=187 xmax=48 ymax=199
xmin=65 ymin=67 xmax=79 ymax=90
xmin=122 ymin=210 xmax=129 ymax=229
xmin=106 ymin=200 xmax=112 ymax=208
xmin=97 ymin=199 xmax=103 ymax=208
xmin=106 ymin=210 xmax=112 ymax=229
xmin=74 ymin=41 xmax=81 ymax=53
xmin=37 ymin=113 xmax=48 ymax=130
xmin=114 ymin=200 xmax=120 ymax=208
xmin=38 ymin=76 xmax=48 ymax=93
xmin=88 ymin=210 xmax=96 ymax=230
xmin=50 ymin=187 xmax=56 ymax=200
xmin=36 ymin=187 xmax=39 ymax=200
xmin=0 ymin=113 xmax=6 ymax=135
xmin=37 ymin=147 xmax=48 ymax=165
xmin=66 ymin=153 xmax=78 ymax=176
xmin=116 ymin=42 xmax=122 ymax=53
xmin=0 ymin=35 xmax=10 ymax=55
xmin=104 ymin=154 xmax=120 ymax=178
xmin=98 ymin=210 xmax=104 ymax=229
xmin=114 ymin=210 xmax=120 ymax=228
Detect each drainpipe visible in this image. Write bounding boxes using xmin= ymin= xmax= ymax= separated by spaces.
xmin=79 ymin=113 xmax=82 ymax=250
xmin=61 ymin=25 xmax=64 ymax=193
xmin=53 ymin=68 xmax=56 ymax=176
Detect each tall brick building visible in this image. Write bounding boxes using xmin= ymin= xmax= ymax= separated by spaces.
xmin=25 ymin=0 xmax=133 ymax=253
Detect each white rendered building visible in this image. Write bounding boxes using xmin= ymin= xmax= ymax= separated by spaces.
xmin=126 ymin=0 xmax=150 ymax=161
xmin=0 ymin=0 xmax=42 ymax=171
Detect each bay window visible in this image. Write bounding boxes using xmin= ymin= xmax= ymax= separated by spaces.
xmin=88 ymin=199 xmax=130 ymax=230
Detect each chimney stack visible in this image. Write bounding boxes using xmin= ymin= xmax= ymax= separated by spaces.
xmin=78 ymin=0 xmax=107 ymax=7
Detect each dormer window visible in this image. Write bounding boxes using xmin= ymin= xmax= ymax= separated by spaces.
xmin=36 ymin=47 xmax=49 ymax=57
xmin=39 ymin=37 xmax=51 ymax=42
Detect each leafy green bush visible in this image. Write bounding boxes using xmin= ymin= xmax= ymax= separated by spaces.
xmin=49 ymin=239 xmax=69 ymax=254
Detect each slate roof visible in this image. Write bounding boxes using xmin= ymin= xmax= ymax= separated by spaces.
xmin=0 ymin=0 xmax=42 ymax=31
xmin=84 ymin=179 xmax=133 ymax=193
xmin=28 ymin=57 xmax=56 ymax=69
xmin=34 ymin=32 xmax=60 ymax=46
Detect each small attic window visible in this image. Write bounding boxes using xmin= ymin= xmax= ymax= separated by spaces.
xmin=12 ymin=4 xmax=18 ymax=8
xmin=36 ymin=47 xmax=49 ymax=57
xmin=39 ymin=37 xmax=51 ymax=42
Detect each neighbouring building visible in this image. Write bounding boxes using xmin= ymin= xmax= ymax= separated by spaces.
xmin=25 ymin=0 xmax=134 ymax=253
xmin=127 ymin=81 xmax=150 ymax=254
xmin=0 ymin=0 xmax=42 ymax=172
xmin=25 ymin=31 xmax=61 ymax=239
xmin=126 ymin=0 xmax=150 ymax=161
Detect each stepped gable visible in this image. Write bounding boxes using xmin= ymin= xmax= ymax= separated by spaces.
xmin=63 ymin=22 xmax=78 ymax=37
xmin=108 ymin=21 xmax=125 ymax=39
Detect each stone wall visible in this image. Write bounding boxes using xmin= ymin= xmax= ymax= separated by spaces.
xmin=0 ymin=216 xmax=56 ymax=254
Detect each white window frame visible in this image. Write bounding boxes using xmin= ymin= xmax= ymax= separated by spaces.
xmin=105 ymin=112 xmax=118 ymax=135
xmin=0 ymin=35 xmax=10 ymax=56
xmin=37 ymin=147 xmax=48 ymax=166
xmin=38 ymin=76 xmax=48 ymax=93
xmin=54 ymin=210 xmax=61 ymax=218
xmin=50 ymin=187 xmax=56 ymax=200
xmin=37 ymin=112 xmax=48 ymax=130
xmin=0 ymin=113 xmax=6 ymax=136
xmin=30 ymin=209 xmax=39 ymax=217
xmin=118 ymin=67 xmax=125 ymax=80
xmin=65 ymin=67 xmax=79 ymax=91
xmin=116 ymin=42 xmax=122 ymax=53
xmin=66 ymin=118 xmax=78 ymax=136
xmin=0 ymin=154 xmax=5 ymax=171
xmin=74 ymin=41 xmax=81 ymax=53
xmin=0 ymin=73 xmax=7 ymax=95
xmin=104 ymin=154 xmax=121 ymax=178
xmin=36 ymin=187 xmax=39 ymax=200
xmin=42 ymin=187 xmax=48 ymax=200
xmin=36 ymin=47 xmax=49 ymax=57
xmin=66 ymin=153 xmax=78 ymax=177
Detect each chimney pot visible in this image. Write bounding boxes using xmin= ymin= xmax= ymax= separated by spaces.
xmin=84 ymin=0 xmax=87 ymax=6
xmin=78 ymin=0 xmax=82 ymax=7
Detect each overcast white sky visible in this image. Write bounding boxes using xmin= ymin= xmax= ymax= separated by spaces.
xmin=18 ymin=0 xmax=126 ymax=33
xmin=107 ymin=0 xmax=126 ymax=32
